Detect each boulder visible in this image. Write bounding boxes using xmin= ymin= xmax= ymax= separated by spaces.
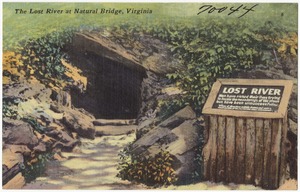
xmin=2 ymin=144 xmax=31 ymax=157
xmin=131 ymin=127 xmax=174 ymax=155
xmin=131 ymin=105 xmax=200 ymax=183
xmin=62 ymin=108 xmax=95 ymax=139
xmin=52 ymin=140 xmax=78 ymax=152
xmin=71 ymin=32 xmax=145 ymax=73
xmin=2 ymin=145 xmax=25 ymax=187
xmin=33 ymin=142 xmax=47 ymax=153
xmin=45 ymin=123 xmax=79 ymax=151
xmin=167 ymin=120 xmax=199 ymax=155
xmin=146 ymin=120 xmax=200 ymax=183
xmin=56 ymin=90 xmax=72 ymax=108
xmin=136 ymin=118 xmax=156 ymax=139
xmin=158 ymin=105 xmax=196 ymax=129
xmin=3 ymin=118 xmax=39 ymax=149
xmin=3 ymin=173 xmax=25 ymax=189
xmin=3 ymin=146 xmax=26 ymax=169
xmin=17 ymin=99 xmax=64 ymax=124
xmin=3 ymin=81 xmax=49 ymax=100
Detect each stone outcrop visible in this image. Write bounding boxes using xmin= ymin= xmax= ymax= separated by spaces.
xmin=62 ymin=108 xmax=96 ymax=139
xmin=3 ymin=119 xmax=39 ymax=149
xmin=71 ymin=32 xmax=145 ymax=73
xmin=131 ymin=106 xmax=201 ymax=183
xmin=2 ymin=144 xmax=29 ymax=187
xmin=71 ymin=31 xmax=179 ymax=75
xmin=2 ymin=80 xmax=97 ymax=187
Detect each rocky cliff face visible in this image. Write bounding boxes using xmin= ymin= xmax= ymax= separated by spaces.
xmin=2 ymin=30 xmax=181 ymax=187
xmin=65 ymin=31 xmax=179 ymax=120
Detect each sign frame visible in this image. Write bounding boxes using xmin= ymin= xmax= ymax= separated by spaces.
xmin=202 ymin=79 xmax=293 ymax=118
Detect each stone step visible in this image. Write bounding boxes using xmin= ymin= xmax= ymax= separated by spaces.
xmin=93 ymin=119 xmax=136 ymax=126
xmin=95 ymin=125 xmax=137 ymax=136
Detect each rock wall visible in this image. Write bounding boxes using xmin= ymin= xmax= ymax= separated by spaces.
xmin=65 ymin=31 xmax=180 ymax=120
xmin=2 ymin=81 xmax=96 ymax=188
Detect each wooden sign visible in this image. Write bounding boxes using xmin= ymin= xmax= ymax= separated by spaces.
xmin=203 ymin=79 xmax=293 ymax=118
xmin=202 ymin=78 xmax=294 ymax=189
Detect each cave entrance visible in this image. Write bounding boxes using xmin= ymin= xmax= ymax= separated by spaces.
xmin=68 ymin=51 xmax=145 ymax=119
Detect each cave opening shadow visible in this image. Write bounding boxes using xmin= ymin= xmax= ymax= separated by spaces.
xmin=69 ymin=51 xmax=146 ymax=119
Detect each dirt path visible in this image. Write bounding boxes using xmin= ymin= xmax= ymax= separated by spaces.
xmin=23 ymin=132 xmax=147 ymax=190
xmin=22 ymin=124 xmax=295 ymax=190
xmin=22 ymin=131 xmax=261 ymax=190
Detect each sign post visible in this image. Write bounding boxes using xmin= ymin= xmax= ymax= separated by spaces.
xmin=202 ymin=79 xmax=293 ymax=189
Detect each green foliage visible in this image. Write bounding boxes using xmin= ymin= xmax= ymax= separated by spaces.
xmin=22 ymin=117 xmax=46 ymax=134
xmin=21 ymin=153 xmax=54 ymax=183
xmin=117 ymin=147 xmax=177 ymax=186
xmin=161 ymin=21 xmax=265 ymax=112
xmin=18 ymin=28 xmax=75 ymax=82
xmin=2 ymin=98 xmax=20 ymax=119
xmin=107 ymin=20 xmax=291 ymax=116
xmin=156 ymin=98 xmax=185 ymax=122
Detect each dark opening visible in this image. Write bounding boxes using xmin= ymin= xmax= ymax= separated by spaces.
xmin=68 ymin=51 xmax=145 ymax=119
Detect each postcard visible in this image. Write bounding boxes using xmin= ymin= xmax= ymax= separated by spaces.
xmin=2 ymin=2 xmax=298 ymax=190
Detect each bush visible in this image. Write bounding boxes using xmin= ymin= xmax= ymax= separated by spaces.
xmin=21 ymin=153 xmax=53 ymax=183
xmin=156 ymin=98 xmax=185 ymax=123
xmin=117 ymin=148 xmax=177 ymax=186
xmin=17 ymin=28 xmax=75 ymax=85
xmin=2 ymin=98 xmax=20 ymax=119
xmin=163 ymin=21 xmax=266 ymax=112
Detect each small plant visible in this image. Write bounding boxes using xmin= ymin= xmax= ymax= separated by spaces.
xmin=157 ymin=98 xmax=185 ymax=122
xmin=22 ymin=117 xmax=46 ymax=134
xmin=117 ymin=148 xmax=178 ymax=186
xmin=2 ymin=98 xmax=20 ymax=119
xmin=277 ymin=32 xmax=298 ymax=59
xmin=21 ymin=153 xmax=54 ymax=183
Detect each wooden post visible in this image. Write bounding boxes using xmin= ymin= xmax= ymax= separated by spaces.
xmin=225 ymin=117 xmax=236 ymax=183
xmin=235 ymin=118 xmax=246 ymax=184
xmin=254 ymin=119 xmax=264 ymax=186
xmin=245 ymin=118 xmax=255 ymax=184
xmin=216 ymin=116 xmax=226 ymax=182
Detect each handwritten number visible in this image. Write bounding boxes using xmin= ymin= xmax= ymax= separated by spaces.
xmin=197 ymin=4 xmax=258 ymax=18
xmin=238 ymin=4 xmax=258 ymax=18
xmin=198 ymin=5 xmax=212 ymax=15
xmin=228 ymin=4 xmax=243 ymax=16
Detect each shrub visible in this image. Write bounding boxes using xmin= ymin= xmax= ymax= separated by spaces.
xmin=117 ymin=148 xmax=177 ymax=186
xmin=156 ymin=98 xmax=185 ymax=123
xmin=21 ymin=153 xmax=54 ymax=183
xmin=163 ymin=21 xmax=265 ymax=113
xmin=2 ymin=98 xmax=20 ymax=119
xmin=17 ymin=28 xmax=75 ymax=86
